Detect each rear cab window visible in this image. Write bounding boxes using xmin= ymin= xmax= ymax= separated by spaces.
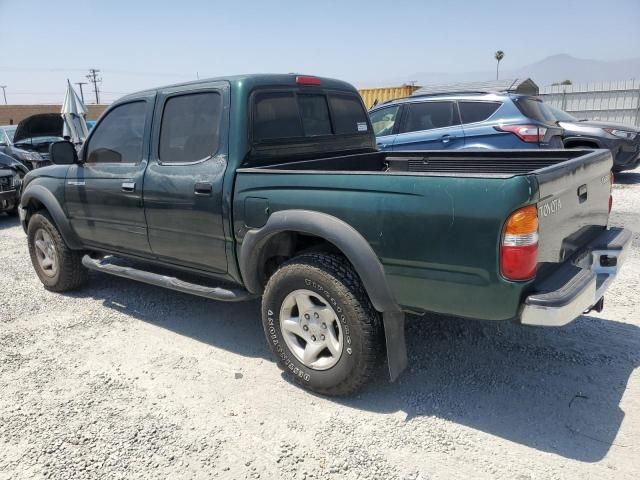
xmin=252 ymin=89 xmax=370 ymax=143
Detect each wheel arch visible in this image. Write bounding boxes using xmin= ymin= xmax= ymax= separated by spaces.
xmin=563 ymin=137 xmax=602 ymax=149
xmin=239 ymin=209 xmax=407 ymax=381
xmin=239 ymin=210 xmax=398 ymax=313
xmin=20 ymin=184 xmax=83 ymax=249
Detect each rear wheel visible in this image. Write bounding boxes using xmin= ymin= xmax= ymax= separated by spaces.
xmin=261 ymin=253 xmax=383 ymax=396
xmin=27 ymin=212 xmax=88 ymax=291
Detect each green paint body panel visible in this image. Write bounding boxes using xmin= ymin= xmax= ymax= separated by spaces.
xmin=20 ymin=74 xmax=613 ymax=323
xmin=233 ymin=170 xmax=537 ymax=320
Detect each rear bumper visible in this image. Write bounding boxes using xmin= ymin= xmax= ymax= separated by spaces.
xmin=520 ymin=227 xmax=632 ymax=326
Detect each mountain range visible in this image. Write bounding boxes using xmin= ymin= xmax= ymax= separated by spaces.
xmin=365 ymin=54 xmax=640 ymax=88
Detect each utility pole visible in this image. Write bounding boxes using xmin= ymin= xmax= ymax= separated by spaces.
xmin=75 ymin=82 xmax=88 ymax=103
xmin=0 ymin=86 xmax=6 ymax=105
xmin=86 ymin=69 xmax=102 ymax=104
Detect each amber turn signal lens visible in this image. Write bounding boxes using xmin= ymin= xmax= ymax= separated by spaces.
xmin=504 ymin=205 xmax=538 ymax=235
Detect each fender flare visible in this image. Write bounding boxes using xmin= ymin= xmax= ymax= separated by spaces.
xmin=239 ymin=209 xmax=407 ymax=380
xmin=240 ymin=209 xmax=397 ymax=311
xmin=20 ymin=184 xmax=83 ymax=249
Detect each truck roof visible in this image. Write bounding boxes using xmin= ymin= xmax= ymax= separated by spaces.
xmin=119 ymin=73 xmax=358 ymax=102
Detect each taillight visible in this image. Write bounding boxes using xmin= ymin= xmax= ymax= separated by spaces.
xmin=495 ymin=124 xmax=547 ymax=143
xmin=296 ymin=75 xmax=321 ymax=86
xmin=501 ymin=205 xmax=539 ymax=281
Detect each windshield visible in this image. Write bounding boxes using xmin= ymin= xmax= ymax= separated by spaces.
xmin=547 ymin=105 xmax=578 ymax=122
xmin=14 ymin=136 xmax=64 ymax=146
xmin=1 ymin=126 xmax=17 ymax=143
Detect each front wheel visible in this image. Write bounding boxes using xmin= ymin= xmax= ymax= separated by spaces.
xmin=261 ymin=253 xmax=383 ymax=396
xmin=27 ymin=212 xmax=88 ymax=291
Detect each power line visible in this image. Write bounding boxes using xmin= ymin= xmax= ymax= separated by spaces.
xmin=0 ymin=66 xmax=189 ymax=78
xmin=86 ymin=69 xmax=102 ymax=104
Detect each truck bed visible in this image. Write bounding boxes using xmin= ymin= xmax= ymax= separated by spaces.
xmin=240 ymin=149 xmax=597 ymax=178
xmin=235 ymin=148 xmax=613 ymax=320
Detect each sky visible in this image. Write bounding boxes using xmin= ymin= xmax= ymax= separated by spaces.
xmin=1 ymin=0 xmax=639 ymax=104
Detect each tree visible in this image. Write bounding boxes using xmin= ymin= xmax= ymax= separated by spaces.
xmin=551 ymin=79 xmax=573 ymax=86
xmin=494 ymin=50 xmax=505 ymax=80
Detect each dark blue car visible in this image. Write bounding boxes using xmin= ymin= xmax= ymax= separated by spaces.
xmin=369 ymin=92 xmax=564 ymax=151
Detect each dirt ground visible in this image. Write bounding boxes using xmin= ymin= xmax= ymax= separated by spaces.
xmin=1 ymin=167 xmax=639 ymax=480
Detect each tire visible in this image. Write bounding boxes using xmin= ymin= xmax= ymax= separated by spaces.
xmin=262 ymin=253 xmax=383 ymax=396
xmin=27 ymin=211 xmax=88 ymax=292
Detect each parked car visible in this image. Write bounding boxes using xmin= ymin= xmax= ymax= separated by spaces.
xmin=19 ymin=74 xmax=630 ymax=395
xmin=547 ymin=105 xmax=640 ymax=172
xmin=369 ymin=92 xmax=564 ymax=151
xmin=0 ymin=152 xmax=21 ymax=215
xmin=5 ymin=114 xmax=65 ymax=169
xmin=0 ymin=149 xmax=30 ymax=178
xmin=1 ymin=124 xmax=47 ymax=170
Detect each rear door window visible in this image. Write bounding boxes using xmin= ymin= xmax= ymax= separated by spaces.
xmin=400 ymin=101 xmax=460 ymax=133
xmin=252 ymin=90 xmax=368 ymax=142
xmin=514 ymin=97 xmax=555 ymax=122
xmin=458 ymin=101 xmax=501 ymax=124
xmin=159 ymin=92 xmax=222 ymax=163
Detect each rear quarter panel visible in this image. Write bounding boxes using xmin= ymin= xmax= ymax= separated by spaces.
xmin=234 ymin=170 xmax=537 ymax=320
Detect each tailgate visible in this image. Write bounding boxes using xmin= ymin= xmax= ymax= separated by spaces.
xmin=533 ymin=149 xmax=613 ymax=264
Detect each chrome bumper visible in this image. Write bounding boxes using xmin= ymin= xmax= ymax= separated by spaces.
xmin=520 ymin=228 xmax=632 ymax=327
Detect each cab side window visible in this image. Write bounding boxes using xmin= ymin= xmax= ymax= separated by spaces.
xmin=86 ymin=101 xmax=146 ymax=164
xmin=159 ymin=92 xmax=222 ymax=163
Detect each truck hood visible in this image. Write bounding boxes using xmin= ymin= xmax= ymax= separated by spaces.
xmin=568 ymin=120 xmax=639 ymax=133
xmin=0 ymin=151 xmax=29 ymax=174
xmin=13 ymin=114 xmax=64 ymax=143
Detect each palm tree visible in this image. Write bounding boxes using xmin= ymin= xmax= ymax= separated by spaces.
xmin=494 ymin=50 xmax=505 ymax=80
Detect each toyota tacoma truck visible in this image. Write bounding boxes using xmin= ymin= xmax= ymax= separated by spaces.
xmin=19 ymin=74 xmax=631 ymax=395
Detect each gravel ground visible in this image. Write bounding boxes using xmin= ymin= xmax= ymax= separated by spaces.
xmin=1 ymin=167 xmax=639 ymax=480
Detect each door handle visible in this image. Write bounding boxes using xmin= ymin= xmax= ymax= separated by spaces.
xmin=377 ymin=143 xmax=388 ymax=149
xmin=441 ymin=135 xmax=453 ymax=144
xmin=121 ymin=181 xmax=136 ymax=192
xmin=194 ymin=182 xmax=213 ymax=196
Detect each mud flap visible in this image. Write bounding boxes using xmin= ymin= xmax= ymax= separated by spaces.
xmin=383 ymin=311 xmax=407 ymax=381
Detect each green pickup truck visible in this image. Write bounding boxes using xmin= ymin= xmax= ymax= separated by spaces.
xmin=19 ymin=74 xmax=631 ymax=395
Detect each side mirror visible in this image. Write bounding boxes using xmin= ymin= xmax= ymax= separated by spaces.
xmin=49 ymin=141 xmax=78 ymax=165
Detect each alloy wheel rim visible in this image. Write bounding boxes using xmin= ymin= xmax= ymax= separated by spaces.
xmin=279 ymin=289 xmax=344 ymax=370
xmin=34 ymin=228 xmax=57 ymax=278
